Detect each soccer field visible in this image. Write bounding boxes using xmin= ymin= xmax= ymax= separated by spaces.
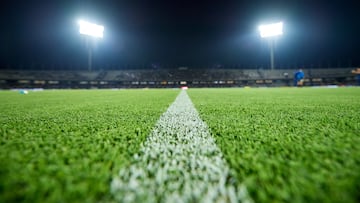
xmin=1 ymin=88 xmax=359 ymax=202
xmin=0 ymin=89 xmax=179 ymax=202
xmin=188 ymin=88 xmax=360 ymax=202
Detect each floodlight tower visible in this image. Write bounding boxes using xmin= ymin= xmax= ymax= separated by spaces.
xmin=258 ymin=22 xmax=283 ymax=70
xmin=78 ymin=20 xmax=104 ymax=71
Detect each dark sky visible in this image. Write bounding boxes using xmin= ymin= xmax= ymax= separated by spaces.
xmin=1 ymin=0 xmax=360 ymax=69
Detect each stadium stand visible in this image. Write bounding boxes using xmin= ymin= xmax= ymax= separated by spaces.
xmin=0 ymin=68 xmax=356 ymax=89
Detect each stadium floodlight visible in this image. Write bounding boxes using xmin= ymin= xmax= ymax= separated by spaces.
xmin=78 ymin=20 xmax=104 ymax=38
xmin=258 ymin=22 xmax=283 ymax=38
xmin=78 ymin=20 xmax=104 ymax=71
xmin=258 ymin=21 xmax=283 ymax=70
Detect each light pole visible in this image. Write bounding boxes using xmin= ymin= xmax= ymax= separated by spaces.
xmin=78 ymin=20 xmax=104 ymax=71
xmin=258 ymin=22 xmax=283 ymax=70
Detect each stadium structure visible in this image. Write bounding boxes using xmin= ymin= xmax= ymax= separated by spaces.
xmin=0 ymin=66 xmax=357 ymax=89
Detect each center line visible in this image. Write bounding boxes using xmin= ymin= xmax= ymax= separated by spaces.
xmin=111 ymin=90 xmax=252 ymax=203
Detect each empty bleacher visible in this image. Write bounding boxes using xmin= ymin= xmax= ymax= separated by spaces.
xmin=0 ymin=67 xmax=357 ymax=88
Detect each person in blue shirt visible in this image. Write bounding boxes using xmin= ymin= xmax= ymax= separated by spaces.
xmin=351 ymin=68 xmax=360 ymax=86
xmin=294 ymin=69 xmax=305 ymax=87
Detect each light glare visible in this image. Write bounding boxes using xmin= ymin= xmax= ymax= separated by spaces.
xmin=78 ymin=20 xmax=104 ymax=38
xmin=258 ymin=22 xmax=283 ymax=38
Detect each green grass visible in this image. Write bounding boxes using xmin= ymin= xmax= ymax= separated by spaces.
xmin=189 ymin=87 xmax=360 ymax=203
xmin=2 ymin=87 xmax=360 ymax=203
xmin=0 ymin=89 xmax=179 ymax=202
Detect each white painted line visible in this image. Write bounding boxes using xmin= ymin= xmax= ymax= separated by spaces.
xmin=111 ymin=90 xmax=252 ymax=203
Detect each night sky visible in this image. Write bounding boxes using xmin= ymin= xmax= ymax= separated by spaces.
xmin=1 ymin=0 xmax=360 ymax=69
